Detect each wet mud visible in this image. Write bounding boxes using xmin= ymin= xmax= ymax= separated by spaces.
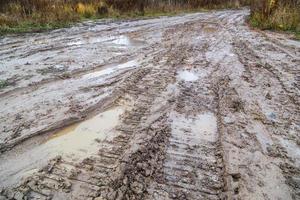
xmin=0 ymin=9 xmax=300 ymax=200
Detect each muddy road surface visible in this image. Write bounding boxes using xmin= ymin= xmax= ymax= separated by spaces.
xmin=1 ymin=9 xmax=300 ymax=200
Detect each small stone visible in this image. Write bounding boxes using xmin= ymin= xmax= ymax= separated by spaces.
xmin=265 ymin=92 xmax=272 ymax=100
xmin=224 ymin=115 xmax=235 ymax=124
xmin=130 ymin=181 xmax=144 ymax=194
xmin=145 ymin=169 xmax=151 ymax=176
xmin=13 ymin=192 xmax=24 ymax=200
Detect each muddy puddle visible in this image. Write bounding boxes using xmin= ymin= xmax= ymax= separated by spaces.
xmin=0 ymin=107 xmax=124 ymax=188
xmin=68 ymin=35 xmax=145 ymax=48
xmin=1 ymin=9 xmax=300 ymax=199
xmin=177 ymin=70 xmax=199 ymax=82
xmin=171 ymin=112 xmax=218 ymax=143
xmin=111 ymin=35 xmax=145 ymax=47
xmin=202 ymin=26 xmax=217 ymax=33
xmin=83 ymin=60 xmax=138 ymax=79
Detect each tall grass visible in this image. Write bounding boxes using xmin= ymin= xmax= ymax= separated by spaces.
xmin=8 ymin=0 xmax=297 ymax=35
xmin=0 ymin=0 xmax=248 ymax=34
xmin=249 ymin=0 xmax=300 ymax=34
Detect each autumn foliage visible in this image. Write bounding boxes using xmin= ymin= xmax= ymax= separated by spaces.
xmin=0 ymin=0 xmax=299 ymax=35
xmin=249 ymin=0 xmax=300 ymax=32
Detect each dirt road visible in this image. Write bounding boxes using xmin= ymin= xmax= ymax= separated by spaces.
xmin=0 ymin=9 xmax=300 ymax=200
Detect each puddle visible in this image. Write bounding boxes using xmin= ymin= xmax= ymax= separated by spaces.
xmin=54 ymin=64 xmax=66 ymax=71
xmin=67 ymin=36 xmax=109 ymax=46
xmin=0 ymin=107 xmax=124 ymax=188
xmin=68 ymin=35 xmax=145 ymax=48
xmin=171 ymin=112 xmax=218 ymax=143
xmin=192 ymin=113 xmax=218 ymax=142
xmin=177 ymin=70 xmax=199 ymax=82
xmin=111 ymin=35 xmax=145 ymax=46
xmin=203 ymin=26 xmax=217 ymax=33
xmin=82 ymin=60 xmax=138 ymax=79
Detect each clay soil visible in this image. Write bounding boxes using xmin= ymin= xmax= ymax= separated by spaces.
xmin=0 ymin=9 xmax=300 ymax=200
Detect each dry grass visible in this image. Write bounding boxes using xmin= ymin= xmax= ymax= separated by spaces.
xmin=0 ymin=0 xmax=108 ymax=34
xmin=249 ymin=0 xmax=300 ymax=36
xmin=0 ymin=0 xmax=249 ymax=35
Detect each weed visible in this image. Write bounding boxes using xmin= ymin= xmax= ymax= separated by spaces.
xmin=295 ymin=31 xmax=300 ymax=40
xmin=0 ymin=80 xmax=9 ymax=89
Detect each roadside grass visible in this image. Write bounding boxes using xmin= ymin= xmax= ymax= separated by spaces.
xmin=0 ymin=9 xmax=204 ymax=35
xmin=296 ymin=32 xmax=300 ymax=40
xmin=249 ymin=0 xmax=300 ymax=40
xmin=1 ymin=0 xmax=298 ymax=40
xmin=0 ymin=21 xmax=73 ymax=35
xmin=0 ymin=0 xmax=245 ymax=36
xmin=0 ymin=80 xmax=9 ymax=89
xmin=108 ymin=7 xmax=210 ymax=20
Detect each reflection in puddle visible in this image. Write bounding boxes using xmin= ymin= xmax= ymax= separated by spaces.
xmin=111 ymin=35 xmax=145 ymax=47
xmin=68 ymin=35 xmax=145 ymax=48
xmin=0 ymin=107 xmax=124 ymax=187
xmin=83 ymin=60 xmax=138 ymax=79
xmin=67 ymin=36 xmax=109 ymax=46
xmin=177 ymin=70 xmax=199 ymax=82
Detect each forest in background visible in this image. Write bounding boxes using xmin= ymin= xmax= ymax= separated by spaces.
xmin=0 ymin=0 xmax=299 ymax=37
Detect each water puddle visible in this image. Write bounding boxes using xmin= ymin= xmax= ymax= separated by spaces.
xmin=171 ymin=112 xmax=218 ymax=143
xmin=0 ymin=107 xmax=124 ymax=187
xmin=203 ymin=26 xmax=217 ymax=34
xmin=82 ymin=60 xmax=138 ymax=79
xmin=68 ymin=35 xmax=145 ymax=48
xmin=177 ymin=70 xmax=199 ymax=82
xmin=111 ymin=35 xmax=145 ymax=47
xmin=67 ymin=36 xmax=109 ymax=46
xmin=192 ymin=113 xmax=218 ymax=142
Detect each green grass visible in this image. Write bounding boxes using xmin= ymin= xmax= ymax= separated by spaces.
xmin=295 ymin=31 xmax=300 ymax=40
xmin=0 ymin=20 xmax=74 ymax=35
xmin=249 ymin=16 xmax=300 ymax=41
xmin=0 ymin=80 xmax=9 ymax=89
xmin=249 ymin=2 xmax=300 ymax=40
xmin=0 ymin=6 xmax=228 ymax=36
xmin=0 ymin=11 xmax=182 ymax=35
